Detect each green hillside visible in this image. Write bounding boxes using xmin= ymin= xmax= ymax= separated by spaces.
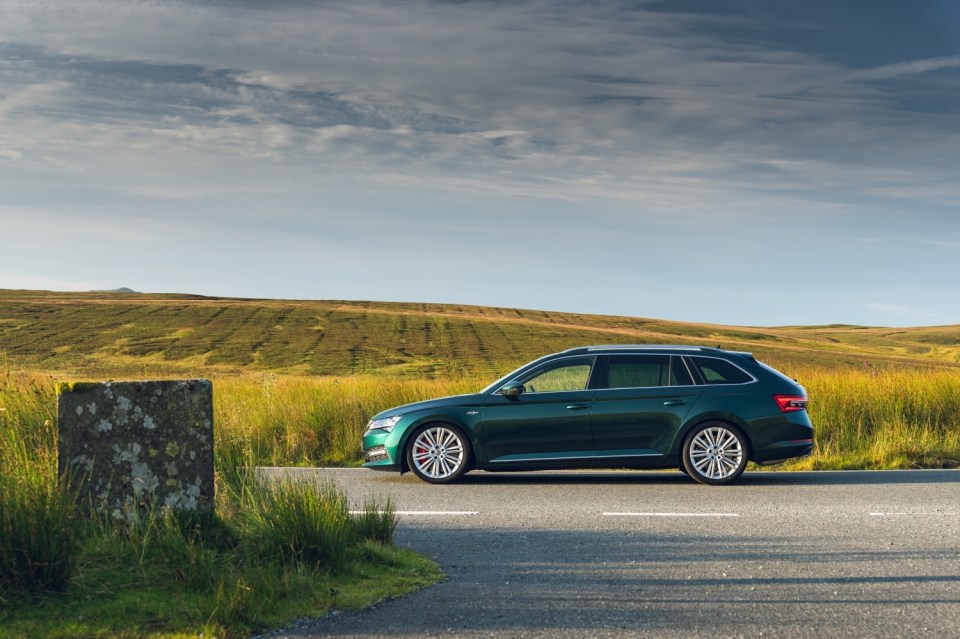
xmin=1 ymin=289 xmax=959 ymax=379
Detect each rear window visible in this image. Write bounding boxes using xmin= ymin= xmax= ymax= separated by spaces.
xmin=689 ymin=356 xmax=753 ymax=385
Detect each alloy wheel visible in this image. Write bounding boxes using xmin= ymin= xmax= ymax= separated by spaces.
xmin=409 ymin=425 xmax=468 ymax=482
xmin=684 ymin=424 xmax=746 ymax=484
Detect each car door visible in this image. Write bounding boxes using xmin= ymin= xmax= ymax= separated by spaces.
xmin=480 ymin=356 xmax=597 ymax=465
xmin=591 ymin=355 xmax=703 ymax=459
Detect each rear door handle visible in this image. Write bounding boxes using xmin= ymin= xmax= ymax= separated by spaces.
xmin=663 ymin=400 xmax=686 ymax=406
xmin=566 ymin=404 xmax=590 ymax=411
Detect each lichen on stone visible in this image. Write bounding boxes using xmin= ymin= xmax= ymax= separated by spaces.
xmin=57 ymin=379 xmax=214 ymax=520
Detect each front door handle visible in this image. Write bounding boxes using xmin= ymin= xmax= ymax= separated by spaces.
xmin=566 ymin=404 xmax=590 ymax=411
xmin=663 ymin=400 xmax=686 ymax=406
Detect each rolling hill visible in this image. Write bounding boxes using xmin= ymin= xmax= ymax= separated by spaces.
xmin=1 ymin=289 xmax=959 ymax=379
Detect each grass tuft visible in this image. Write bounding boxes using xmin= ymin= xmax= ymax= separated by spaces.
xmin=351 ymin=496 xmax=399 ymax=545
xmin=0 ymin=471 xmax=79 ymax=595
xmin=241 ymin=477 xmax=352 ymax=572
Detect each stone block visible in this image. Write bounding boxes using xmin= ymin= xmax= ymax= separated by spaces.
xmin=57 ymin=380 xmax=214 ymax=519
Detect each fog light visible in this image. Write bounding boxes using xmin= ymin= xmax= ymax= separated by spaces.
xmin=364 ymin=446 xmax=389 ymax=463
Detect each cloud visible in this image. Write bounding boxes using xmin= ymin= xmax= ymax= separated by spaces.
xmin=2 ymin=1 xmax=956 ymax=218
xmin=0 ymin=79 xmax=71 ymax=117
xmin=853 ymin=55 xmax=960 ymax=80
xmin=0 ymin=1 xmax=958 ymax=328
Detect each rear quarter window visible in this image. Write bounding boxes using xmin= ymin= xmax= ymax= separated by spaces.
xmin=690 ymin=356 xmax=753 ymax=385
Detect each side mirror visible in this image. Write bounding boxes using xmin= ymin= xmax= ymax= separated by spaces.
xmin=499 ymin=382 xmax=525 ymax=397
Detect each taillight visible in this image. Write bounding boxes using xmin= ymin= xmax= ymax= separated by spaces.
xmin=774 ymin=394 xmax=808 ymax=412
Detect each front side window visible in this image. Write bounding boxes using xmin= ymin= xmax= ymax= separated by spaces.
xmin=519 ymin=358 xmax=593 ymax=393
xmin=689 ymin=356 xmax=752 ymax=385
xmin=604 ymin=355 xmax=693 ymax=388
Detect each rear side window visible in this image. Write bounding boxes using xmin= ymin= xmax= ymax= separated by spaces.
xmin=689 ymin=356 xmax=753 ymax=385
xmin=605 ymin=355 xmax=693 ymax=388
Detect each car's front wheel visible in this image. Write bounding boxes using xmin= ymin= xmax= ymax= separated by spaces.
xmin=406 ymin=423 xmax=471 ymax=484
xmin=682 ymin=422 xmax=748 ymax=485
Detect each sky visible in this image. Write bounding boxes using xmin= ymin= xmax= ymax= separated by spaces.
xmin=1 ymin=0 xmax=959 ymax=327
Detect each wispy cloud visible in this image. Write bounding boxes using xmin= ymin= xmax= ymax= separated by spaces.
xmin=853 ymin=55 xmax=960 ymax=80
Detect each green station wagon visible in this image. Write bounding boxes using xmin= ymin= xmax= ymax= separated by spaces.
xmin=362 ymin=345 xmax=813 ymax=485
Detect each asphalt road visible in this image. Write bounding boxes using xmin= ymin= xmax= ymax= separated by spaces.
xmin=259 ymin=469 xmax=960 ymax=638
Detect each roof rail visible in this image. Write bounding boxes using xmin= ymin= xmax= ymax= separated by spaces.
xmin=581 ymin=344 xmax=706 ymax=352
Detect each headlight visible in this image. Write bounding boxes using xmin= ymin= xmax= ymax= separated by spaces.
xmin=366 ymin=414 xmax=402 ymax=433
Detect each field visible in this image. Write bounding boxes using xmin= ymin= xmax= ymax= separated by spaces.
xmin=2 ymin=288 xmax=960 ymax=470
xmin=3 ymin=289 xmax=960 ymax=379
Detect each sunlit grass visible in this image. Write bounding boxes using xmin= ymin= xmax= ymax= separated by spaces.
xmin=0 ymin=371 xmax=440 ymax=638
xmin=214 ymin=373 xmax=484 ymax=467
xmin=773 ymin=363 xmax=960 ymax=469
xmin=5 ymin=364 xmax=959 ymax=474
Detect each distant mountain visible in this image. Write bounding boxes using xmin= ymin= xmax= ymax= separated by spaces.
xmin=95 ymin=287 xmax=139 ymax=294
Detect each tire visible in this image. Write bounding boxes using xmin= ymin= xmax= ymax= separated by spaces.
xmin=406 ymin=423 xmax=471 ymax=484
xmin=682 ymin=422 xmax=748 ymax=485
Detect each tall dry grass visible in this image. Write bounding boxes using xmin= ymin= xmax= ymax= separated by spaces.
xmin=214 ymin=374 xmax=485 ymax=468
xmin=211 ymin=367 xmax=960 ymax=470
xmin=2 ymin=365 xmax=958 ymax=479
xmin=776 ymin=364 xmax=960 ymax=469
xmin=0 ymin=372 xmax=79 ymax=594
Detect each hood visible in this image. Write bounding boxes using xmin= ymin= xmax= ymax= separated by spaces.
xmin=371 ymin=393 xmax=484 ymax=419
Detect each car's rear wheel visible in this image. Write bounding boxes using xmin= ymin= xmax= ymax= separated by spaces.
xmin=682 ymin=422 xmax=748 ymax=485
xmin=406 ymin=423 xmax=471 ymax=484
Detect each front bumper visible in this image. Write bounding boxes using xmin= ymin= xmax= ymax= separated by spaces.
xmin=362 ymin=429 xmax=401 ymax=471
